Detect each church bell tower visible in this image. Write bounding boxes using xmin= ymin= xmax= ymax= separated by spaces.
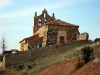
xmin=33 ymin=9 xmax=55 ymax=34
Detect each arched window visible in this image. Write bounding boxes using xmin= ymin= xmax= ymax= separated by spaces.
xmin=44 ymin=13 xmax=46 ymax=17
xmin=44 ymin=19 xmax=47 ymax=23
xmin=38 ymin=19 xmax=42 ymax=26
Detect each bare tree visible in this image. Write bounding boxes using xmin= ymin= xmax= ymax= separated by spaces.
xmin=0 ymin=33 xmax=8 ymax=52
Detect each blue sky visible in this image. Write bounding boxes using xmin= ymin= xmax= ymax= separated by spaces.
xmin=0 ymin=0 xmax=100 ymax=52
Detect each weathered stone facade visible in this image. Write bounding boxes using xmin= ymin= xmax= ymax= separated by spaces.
xmin=19 ymin=9 xmax=88 ymax=51
xmin=76 ymin=32 xmax=89 ymax=41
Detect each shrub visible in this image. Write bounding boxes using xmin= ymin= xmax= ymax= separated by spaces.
xmin=76 ymin=61 xmax=84 ymax=70
xmin=18 ymin=64 xmax=24 ymax=70
xmin=27 ymin=65 xmax=33 ymax=69
xmin=81 ymin=46 xmax=94 ymax=63
xmin=88 ymin=40 xmax=93 ymax=44
xmin=55 ymin=45 xmax=58 ymax=48
xmin=76 ymin=46 xmax=94 ymax=70
xmin=94 ymin=38 xmax=100 ymax=42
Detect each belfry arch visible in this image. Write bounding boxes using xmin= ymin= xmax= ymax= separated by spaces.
xmin=33 ymin=9 xmax=55 ymax=33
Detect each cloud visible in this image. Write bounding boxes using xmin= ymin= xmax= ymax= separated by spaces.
xmin=0 ymin=25 xmax=31 ymax=31
xmin=0 ymin=0 xmax=14 ymax=10
xmin=43 ymin=0 xmax=91 ymax=9
xmin=0 ymin=11 xmax=30 ymax=18
xmin=0 ymin=7 xmax=42 ymax=19
xmin=0 ymin=0 xmax=91 ymax=19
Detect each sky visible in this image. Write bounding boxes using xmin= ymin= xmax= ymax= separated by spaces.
xmin=0 ymin=0 xmax=100 ymax=52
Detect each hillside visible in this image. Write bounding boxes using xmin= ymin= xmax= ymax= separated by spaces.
xmin=0 ymin=58 xmax=100 ymax=75
xmin=31 ymin=42 xmax=100 ymax=75
xmin=0 ymin=41 xmax=100 ymax=75
xmin=31 ymin=59 xmax=100 ymax=75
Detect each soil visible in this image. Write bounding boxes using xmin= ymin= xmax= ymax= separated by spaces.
xmin=0 ymin=58 xmax=100 ymax=75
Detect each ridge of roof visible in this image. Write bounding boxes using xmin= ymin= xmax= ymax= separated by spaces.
xmin=47 ymin=19 xmax=78 ymax=26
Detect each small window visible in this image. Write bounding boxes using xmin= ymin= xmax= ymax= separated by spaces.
xmin=38 ymin=19 xmax=42 ymax=26
xmin=59 ymin=36 xmax=64 ymax=43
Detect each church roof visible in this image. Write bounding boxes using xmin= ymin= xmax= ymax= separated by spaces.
xmin=19 ymin=34 xmax=40 ymax=43
xmin=47 ymin=19 xmax=78 ymax=26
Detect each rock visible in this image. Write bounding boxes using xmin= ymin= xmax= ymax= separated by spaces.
xmin=93 ymin=57 xmax=100 ymax=64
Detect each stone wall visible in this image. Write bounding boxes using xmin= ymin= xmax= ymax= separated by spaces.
xmin=0 ymin=56 xmax=5 ymax=70
xmin=57 ymin=25 xmax=79 ymax=42
xmin=47 ymin=25 xmax=58 ymax=46
xmin=66 ymin=26 xmax=79 ymax=42
xmin=5 ymin=40 xmax=87 ymax=67
xmin=76 ymin=32 xmax=88 ymax=41
xmin=57 ymin=31 xmax=66 ymax=43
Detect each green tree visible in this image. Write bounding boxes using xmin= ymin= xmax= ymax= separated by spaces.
xmin=81 ymin=46 xmax=94 ymax=63
xmin=94 ymin=38 xmax=100 ymax=42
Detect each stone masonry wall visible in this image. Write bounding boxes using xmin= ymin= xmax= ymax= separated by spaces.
xmin=0 ymin=56 xmax=5 ymax=70
xmin=76 ymin=32 xmax=88 ymax=41
xmin=5 ymin=40 xmax=87 ymax=67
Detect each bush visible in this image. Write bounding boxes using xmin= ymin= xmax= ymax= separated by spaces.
xmin=81 ymin=46 xmax=94 ymax=63
xmin=27 ymin=65 xmax=33 ymax=69
xmin=55 ymin=45 xmax=58 ymax=48
xmin=94 ymin=38 xmax=100 ymax=42
xmin=18 ymin=64 xmax=24 ymax=70
xmin=75 ymin=46 xmax=94 ymax=70
xmin=88 ymin=40 xmax=93 ymax=44
xmin=76 ymin=62 xmax=84 ymax=70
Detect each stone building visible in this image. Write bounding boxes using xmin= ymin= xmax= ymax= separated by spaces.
xmin=19 ymin=9 xmax=88 ymax=51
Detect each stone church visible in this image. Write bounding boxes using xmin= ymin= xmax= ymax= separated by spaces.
xmin=19 ymin=9 xmax=88 ymax=51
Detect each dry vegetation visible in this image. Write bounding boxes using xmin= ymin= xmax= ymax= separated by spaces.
xmin=0 ymin=41 xmax=100 ymax=75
